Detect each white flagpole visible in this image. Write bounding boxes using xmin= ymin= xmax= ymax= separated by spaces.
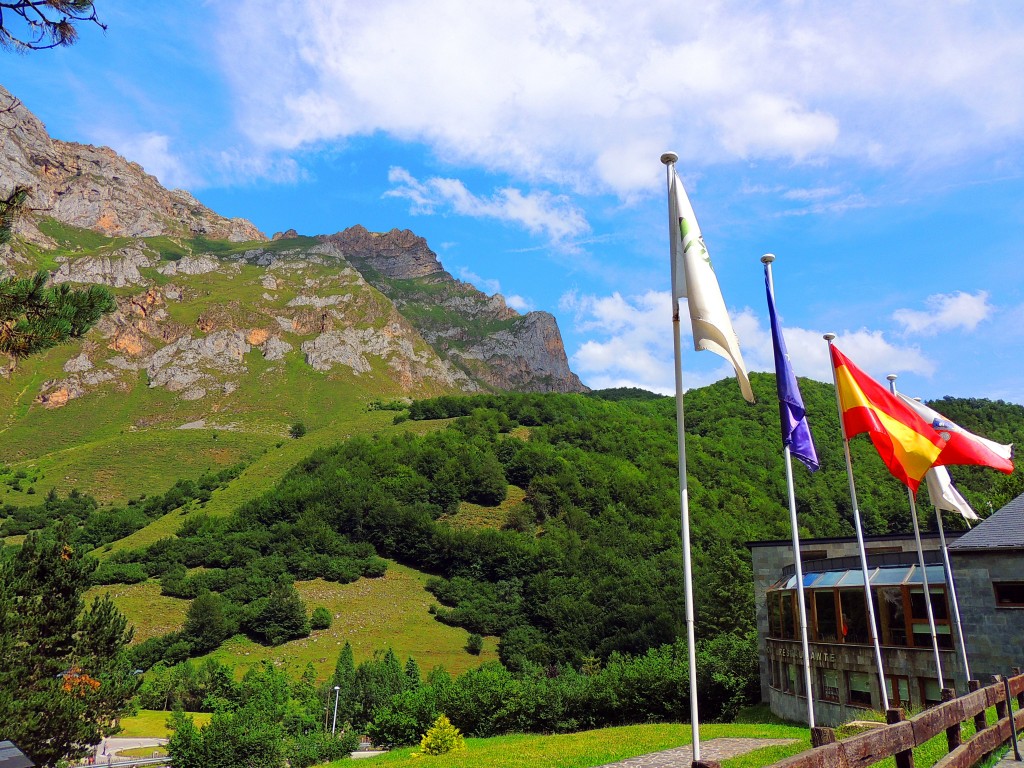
xmin=662 ymin=151 xmax=703 ymax=763
xmin=935 ymin=507 xmax=972 ymax=683
xmin=886 ymin=375 xmax=945 ymax=691
xmin=824 ymin=333 xmax=890 ymax=711
xmin=763 ymin=254 xmax=815 ymax=728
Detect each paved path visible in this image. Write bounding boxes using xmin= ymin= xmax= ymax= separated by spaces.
xmin=592 ymin=738 xmax=800 ymax=767
xmin=996 ymin=745 xmax=1023 ymax=765
xmin=90 ymin=738 xmax=168 ymax=763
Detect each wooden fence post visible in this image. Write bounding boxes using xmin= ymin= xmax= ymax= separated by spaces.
xmin=811 ymin=727 xmax=836 ymax=748
xmin=941 ymin=687 xmax=962 ymax=752
xmin=969 ymin=679 xmax=987 ymax=735
xmin=1014 ymin=667 xmax=1024 ymax=710
xmin=994 ymin=675 xmax=1008 ymax=721
xmin=692 ymin=761 xmax=721 ymax=768
xmin=886 ymin=708 xmax=915 ymax=768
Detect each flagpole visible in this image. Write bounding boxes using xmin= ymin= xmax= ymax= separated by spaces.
xmin=886 ymin=375 xmax=945 ymax=691
xmin=824 ymin=333 xmax=890 ymax=711
xmin=934 ymin=507 xmax=971 ymax=683
xmin=763 ymin=255 xmax=815 ymax=728
xmin=662 ymin=151 xmax=703 ymax=764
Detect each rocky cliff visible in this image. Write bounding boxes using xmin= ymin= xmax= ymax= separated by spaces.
xmin=0 ymin=83 xmax=586 ymax=426
xmin=0 ymin=85 xmax=264 ymax=246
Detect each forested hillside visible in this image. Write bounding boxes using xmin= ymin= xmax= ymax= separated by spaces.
xmin=5 ymin=373 xmax=1022 ymax=727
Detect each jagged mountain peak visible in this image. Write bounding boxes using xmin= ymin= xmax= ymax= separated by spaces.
xmin=319 ymin=225 xmax=444 ymax=280
xmin=0 ymin=84 xmax=265 ymax=246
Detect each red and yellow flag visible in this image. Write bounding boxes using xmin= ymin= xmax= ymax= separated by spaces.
xmin=830 ymin=345 xmax=943 ymax=492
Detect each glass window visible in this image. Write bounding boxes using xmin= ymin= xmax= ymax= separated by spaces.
xmin=921 ymin=678 xmax=942 ymax=707
xmin=847 ymin=671 xmax=873 ymax=707
xmin=885 ymin=676 xmax=911 ymax=707
xmin=912 ymin=622 xmax=953 ymax=650
xmin=782 ymin=664 xmax=796 ymax=693
xmin=910 ymin=587 xmax=949 ymax=621
xmin=839 ymin=589 xmax=870 ymax=644
xmin=837 ymin=570 xmax=866 ymax=587
xmin=814 ymin=571 xmax=845 ymax=587
xmin=781 ymin=592 xmax=795 ymax=639
xmin=994 ymin=582 xmax=1024 ymax=607
xmin=819 ymin=669 xmax=840 ymax=702
xmin=872 ymin=566 xmax=911 ymax=585
xmin=875 ymin=586 xmax=907 ymax=646
xmin=814 ymin=590 xmax=839 ymax=642
xmin=769 ymin=592 xmax=783 ymax=638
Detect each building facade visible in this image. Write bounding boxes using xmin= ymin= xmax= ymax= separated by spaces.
xmin=750 ymin=492 xmax=1024 ymax=725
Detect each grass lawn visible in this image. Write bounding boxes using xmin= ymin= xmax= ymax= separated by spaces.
xmin=84 ymin=580 xmax=189 ymax=643
xmin=439 ymin=486 xmax=526 ymax=530
xmin=117 ymin=709 xmax=211 ymax=738
xmin=198 ymin=561 xmax=497 ymax=679
xmin=322 ymin=723 xmax=810 ymax=768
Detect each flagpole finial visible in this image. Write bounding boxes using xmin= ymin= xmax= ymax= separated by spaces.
xmin=660 ymin=151 xmax=679 ymax=165
xmin=823 ymin=332 xmax=836 ymax=342
xmin=761 ymin=253 xmax=775 ymax=264
xmin=887 ymin=374 xmax=898 ymax=383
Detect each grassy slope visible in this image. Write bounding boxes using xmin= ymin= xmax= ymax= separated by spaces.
xmin=117 ymin=710 xmax=212 ymax=738
xmin=198 ymin=562 xmax=498 ymax=679
xmin=0 ymin=226 xmax=459 ymax=510
xmin=86 ymin=561 xmax=497 ymax=679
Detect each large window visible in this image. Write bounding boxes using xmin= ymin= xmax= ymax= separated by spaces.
xmin=886 ymin=675 xmax=911 ymax=708
xmin=875 ymin=587 xmax=907 ymax=646
xmin=994 ymin=582 xmax=1024 ymax=608
xmin=819 ymin=669 xmax=840 ymax=703
xmin=839 ymin=589 xmax=870 ymax=644
xmin=920 ymin=678 xmax=943 ymax=708
xmin=847 ymin=671 xmax=873 ymax=707
xmin=767 ymin=566 xmax=954 ymax=650
xmin=814 ymin=590 xmax=839 ymax=642
xmin=910 ymin=587 xmax=952 ymax=649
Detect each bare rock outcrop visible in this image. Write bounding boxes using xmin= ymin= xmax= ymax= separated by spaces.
xmin=320 ymin=225 xmax=444 ymax=279
xmin=52 ymin=243 xmax=155 ymax=287
xmin=0 ymin=85 xmax=266 ymax=243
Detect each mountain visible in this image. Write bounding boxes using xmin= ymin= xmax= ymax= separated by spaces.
xmin=0 ymin=84 xmax=585 ymax=479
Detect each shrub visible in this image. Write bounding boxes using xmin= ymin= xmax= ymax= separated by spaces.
xmin=310 ymin=606 xmax=332 ymax=630
xmin=419 ymin=714 xmax=465 ymax=756
xmin=290 ymin=422 xmax=307 ymax=439
xmin=465 ymin=633 xmax=483 ymax=655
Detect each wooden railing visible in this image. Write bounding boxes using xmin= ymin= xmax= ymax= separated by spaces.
xmin=753 ymin=671 xmax=1024 ymax=768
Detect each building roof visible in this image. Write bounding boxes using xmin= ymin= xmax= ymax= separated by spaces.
xmin=949 ymin=491 xmax=1024 ymax=551
xmin=0 ymin=742 xmax=34 ymax=768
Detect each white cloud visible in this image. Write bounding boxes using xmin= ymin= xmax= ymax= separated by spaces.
xmin=386 ymin=167 xmax=589 ymax=245
xmin=217 ymin=1 xmax=1024 ymax=198
xmin=563 ymin=288 xmax=939 ymax=392
xmin=456 ymin=267 xmax=534 ymax=313
xmin=99 ymin=132 xmax=201 ymax=190
xmin=892 ymin=291 xmax=992 ymax=336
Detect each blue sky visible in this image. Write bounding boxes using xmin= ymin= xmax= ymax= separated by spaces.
xmin=4 ymin=1 xmax=1024 ymax=403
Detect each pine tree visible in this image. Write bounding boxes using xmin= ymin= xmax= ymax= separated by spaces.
xmin=0 ymin=270 xmax=116 ymax=367
xmin=330 ymin=641 xmax=356 ymax=725
xmin=419 ymin=714 xmax=465 ymax=756
xmin=0 ymin=522 xmax=137 ymax=765
xmin=0 ymin=1 xmax=106 ymax=50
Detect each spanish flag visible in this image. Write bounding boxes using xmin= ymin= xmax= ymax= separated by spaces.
xmin=830 ymin=345 xmax=943 ymax=492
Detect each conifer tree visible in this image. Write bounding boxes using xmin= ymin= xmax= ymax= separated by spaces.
xmin=0 ymin=1 xmax=106 ymax=50
xmin=330 ymin=641 xmax=357 ymax=725
xmin=0 ymin=270 xmax=116 ymax=367
xmin=0 ymin=522 xmax=136 ymax=765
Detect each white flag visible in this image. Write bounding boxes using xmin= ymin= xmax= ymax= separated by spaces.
xmin=924 ymin=466 xmax=979 ymax=521
xmin=669 ymin=167 xmax=754 ymax=403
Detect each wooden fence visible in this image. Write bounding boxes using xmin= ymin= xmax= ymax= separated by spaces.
xmin=743 ymin=671 xmax=1024 ymax=768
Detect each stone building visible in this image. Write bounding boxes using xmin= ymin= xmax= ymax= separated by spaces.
xmin=749 ymin=491 xmax=1024 ymax=725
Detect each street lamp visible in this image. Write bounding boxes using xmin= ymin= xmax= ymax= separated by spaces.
xmin=331 ymin=685 xmax=341 ymax=735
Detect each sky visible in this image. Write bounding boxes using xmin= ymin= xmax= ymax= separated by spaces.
xmin=4 ymin=1 xmax=1024 ymax=404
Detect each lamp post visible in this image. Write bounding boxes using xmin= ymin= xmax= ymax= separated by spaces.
xmin=331 ymin=685 xmax=341 ymax=735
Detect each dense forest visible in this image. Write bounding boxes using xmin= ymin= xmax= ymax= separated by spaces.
xmin=5 ymin=374 xmax=1023 ymax=728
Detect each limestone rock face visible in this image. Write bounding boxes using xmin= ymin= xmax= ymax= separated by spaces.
xmin=52 ymin=243 xmax=155 ymax=287
xmin=0 ymin=85 xmax=265 ymax=243
xmin=321 ymin=225 xmax=444 ymax=279
xmin=0 ymin=84 xmax=588 ymax=411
